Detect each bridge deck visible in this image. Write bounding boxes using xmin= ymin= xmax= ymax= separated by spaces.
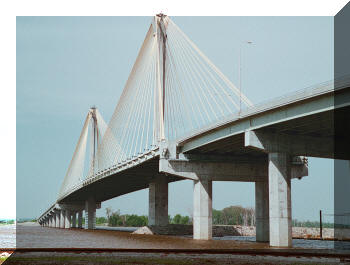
xmin=59 ymin=156 xmax=182 ymax=204
xmin=178 ymin=84 xmax=350 ymax=160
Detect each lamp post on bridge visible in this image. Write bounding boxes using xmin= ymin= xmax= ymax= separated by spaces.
xmin=238 ymin=41 xmax=253 ymax=114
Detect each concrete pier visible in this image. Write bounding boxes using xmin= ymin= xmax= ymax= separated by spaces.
xmin=64 ymin=210 xmax=71 ymax=229
xmin=52 ymin=214 xmax=56 ymax=228
xmin=268 ymin=152 xmax=292 ymax=247
xmin=60 ymin=210 xmax=65 ymax=228
xmin=85 ymin=197 xmax=96 ymax=229
xmin=193 ymin=178 xmax=212 ymax=240
xmin=255 ymin=181 xmax=269 ymax=242
xmin=148 ymin=176 xmax=168 ymax=226
xmin=71 ymin=212 xmax=76 ymax=228
xmin=78 ymin=211 xmax=83 ymax=228
xmin=56 ymin=211 xmax=60 ymax=228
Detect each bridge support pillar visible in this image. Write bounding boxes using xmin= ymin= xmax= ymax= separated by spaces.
xmin=64 ymin=210 xmax=71 ymax=229
xmin=60 ymin=210 xmax=65 ymax=228
xmin=78 ymin=211 xmax=83 ymax=228
xmin=149 ymin=176 xmax=168 ymax=226
xmin=56 ymin=211 xmax=60 ymax=228
xmin=85 ymin=197 xmax=96 ymax=229
xmin=52 ymin=214 xmax=56 ymax=228
xmin=193 ymin=178 xmax=212 ymax=240
xmin=71 ymin=212 xmax=76 ymax=228
xmin=268 ymin=152 xmax=292 ymax=247
xmin=255 ymin=181 xmax=269 ymax=242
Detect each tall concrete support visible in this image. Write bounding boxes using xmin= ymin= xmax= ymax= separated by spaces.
xmin=60 ymin=210 xmax=65 ymax=228
xmin=255 ymin=181 xmax=269 ymax=242
xmin=193 ymin=178 xmax=212 ymax=240
xmin=268 ymin=152 xmax=292 ymax=247
xmin=64 ymin=210 xmax=71 ymax=229
xmin=85 ymin=197 xmax=96 ymax=229
xmin=78 ymin=211 xmax=83 ymax=228
xmin=71 ymin=212 xmax=76 ymax=228
xmin=56 ymin=211 xmax=60 ymax=228
xmin=148 ymin=176 xmax=168 ymax=226
xmin=52 ymin=214 xmax=56 ymax=228
xmin=50 ymin=216 xmax=53 ymax=227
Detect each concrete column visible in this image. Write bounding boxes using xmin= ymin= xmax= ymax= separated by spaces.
xmin=49 ymin=216 xmax=53 ymax=227
xmin=60 ymin=210 xmax=65 ymax=228
xmin=71 ymin=212 xmax=76 ymax=228
xmin=255 ymin=181 xmax=269 ymax=242
xmin=85 ymin=197 xmax=96 ymax=229
xmin=52 ymin=214 xmax=56 ymax=228
xmin=78 ymin=211 xmax=83 ymax=228
xmin=268 ymin=152 xmax=292 ymax=247
xmin=193 ymin=178 xmax=212 ymax=240
xmin=64 ymin=210 xmax=71 ymax=229
xmin=56 ymin=211 xmax=60 ymax=228
xmin=148 ymin=176 xmax=168 ymax=226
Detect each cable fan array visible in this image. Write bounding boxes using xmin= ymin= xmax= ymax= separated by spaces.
xmin=98 ymin=15 xmax=252 ymax=170
xmin=58 ymin=15 xmax=253 ymax=198
xmin=58 ymin=108 xmax=107 ymax=198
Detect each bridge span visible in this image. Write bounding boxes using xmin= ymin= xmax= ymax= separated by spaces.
xmin=38 ymin=14 xmax=350 ymax=248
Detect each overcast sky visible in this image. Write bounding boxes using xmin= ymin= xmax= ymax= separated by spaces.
xmin=16 ymin=16 xmax=334 ymax=222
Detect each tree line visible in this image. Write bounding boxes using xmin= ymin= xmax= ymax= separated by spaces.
xmin=104 ymin=206 xmax=255 ymax=227
xmin=82 ymin=206 xmax=338 ymax=228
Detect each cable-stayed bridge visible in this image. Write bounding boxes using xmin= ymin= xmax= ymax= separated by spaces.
xmin=38 ymin=15 xmax=350 ymax=247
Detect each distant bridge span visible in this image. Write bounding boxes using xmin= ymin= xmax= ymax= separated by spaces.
xmin=38 ymin=15 xmax=350 ymax=248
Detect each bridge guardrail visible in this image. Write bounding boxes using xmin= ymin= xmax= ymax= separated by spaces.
xmin=177 ymin=75 xmax=350 ymax=145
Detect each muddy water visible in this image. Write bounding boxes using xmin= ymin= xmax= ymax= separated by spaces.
xmin=15 ymin=223 xmax=270 ymax=249
xmin=0 ymin=224 xmax=15 ymax=248
xmin=214 ymin=236 xmax=336 ymax=249
xmin=3 ymin=223 xmax=349 ymax=250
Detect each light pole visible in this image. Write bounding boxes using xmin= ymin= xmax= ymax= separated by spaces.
xmin=239 ymin=41 xmax=253 ymax=114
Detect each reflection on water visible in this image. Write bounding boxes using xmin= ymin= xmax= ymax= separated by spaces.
xmin=0 ymin=224 xmax=16 ymax=248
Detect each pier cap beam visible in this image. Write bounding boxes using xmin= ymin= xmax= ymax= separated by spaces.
xmin=245 ymin=129 xmax=333 ymax=159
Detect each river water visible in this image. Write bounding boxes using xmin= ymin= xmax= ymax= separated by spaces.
xmin=2 ymin=223 xmax=350 ymax=250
